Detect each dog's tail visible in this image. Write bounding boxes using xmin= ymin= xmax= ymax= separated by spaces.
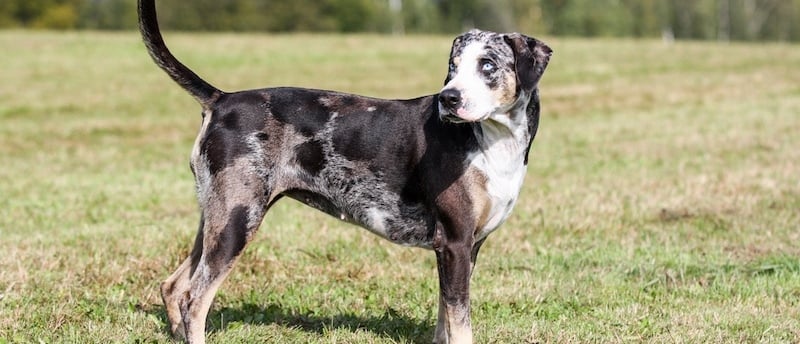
xmin=138 ymin=0 xmax=221 ymax=107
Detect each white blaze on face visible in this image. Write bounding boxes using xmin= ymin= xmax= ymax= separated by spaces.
xmin=442 ymin=42 xmax=502 ymax=122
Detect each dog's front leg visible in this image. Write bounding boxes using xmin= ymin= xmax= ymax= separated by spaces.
xmin=432 ymin=218 xmax=474 ymax=344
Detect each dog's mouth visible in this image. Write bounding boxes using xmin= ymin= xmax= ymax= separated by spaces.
xmin=439 ymin=104 xmax=482 ymax=124
xmin=440 ymin=108 xmax=492 ymax=124
xmin=440 ymin=112 xmax=468 ymax=124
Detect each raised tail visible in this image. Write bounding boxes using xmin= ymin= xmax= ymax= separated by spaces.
xmin=138 ymin=0 xmax=221 ymax=106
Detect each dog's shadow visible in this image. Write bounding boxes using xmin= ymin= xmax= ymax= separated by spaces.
xmin=144 ymin=302 xmax=433 ymax=343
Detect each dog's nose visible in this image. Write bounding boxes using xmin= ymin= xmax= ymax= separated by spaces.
xmin=439 ymin=89 xmax=461 ymax=109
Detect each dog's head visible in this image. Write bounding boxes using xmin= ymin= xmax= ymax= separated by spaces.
xmin=438 ymin=29 xmax=552 ymax=123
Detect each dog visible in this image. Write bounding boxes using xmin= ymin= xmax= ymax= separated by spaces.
xmin=138 ymin=1 xmax=551 ymax=343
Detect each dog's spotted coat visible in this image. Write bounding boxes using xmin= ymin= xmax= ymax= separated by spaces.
xmin=139 ymin=1 xmax=551 ymax=343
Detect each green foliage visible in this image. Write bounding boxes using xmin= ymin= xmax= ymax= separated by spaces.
xmin=78 ymin=0 xmax=136 ymax=30
xmin=544 ymin=0 xmax=636 ymax=37
xmin=1 ymin=0 xmax=800 ymax=41
xmin=147 ymin=0 xmax=390 ymax=32
xmin=34 ymin=3 xmax=77 ymax=29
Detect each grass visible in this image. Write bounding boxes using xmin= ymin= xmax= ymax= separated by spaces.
xmin=0 ymin=30 xmax=798 ymax=343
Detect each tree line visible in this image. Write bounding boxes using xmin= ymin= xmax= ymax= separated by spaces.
xmin=1 ymin=0 xmax=799 ymax=41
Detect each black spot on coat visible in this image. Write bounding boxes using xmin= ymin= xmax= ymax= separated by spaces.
xmin=294 ymin=139 xmax=326 ymax=176
xmin=202 ymin=92 xmax=270 ymax=174
xmin=269 ymin=88 xmax=332 ymax=136
xmin=207 ymin=205 xmax=250 ymax=272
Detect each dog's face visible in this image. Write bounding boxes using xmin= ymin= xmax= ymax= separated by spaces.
xmin=439 ymin=29 xmax=552 ymax=123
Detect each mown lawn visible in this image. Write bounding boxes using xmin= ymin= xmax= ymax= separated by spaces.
xmin=0 ymin=31 xmax=798 ymax=343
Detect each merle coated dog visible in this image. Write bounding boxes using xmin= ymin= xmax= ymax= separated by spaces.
xmin=138 ymin=1 xmax=551 ymax=343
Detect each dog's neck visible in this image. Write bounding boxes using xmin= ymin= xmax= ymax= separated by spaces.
xmin=472 ymin=92 xmax=532 ymax=164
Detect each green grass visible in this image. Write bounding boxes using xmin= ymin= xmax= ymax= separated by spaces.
xmin=1 ymin=30 xmax=799 ymax=343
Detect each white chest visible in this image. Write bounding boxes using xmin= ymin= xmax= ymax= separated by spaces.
xmin=468 ymin=121 xmax=529 ymax=239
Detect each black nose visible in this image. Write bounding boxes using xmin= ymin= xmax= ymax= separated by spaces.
xmin=439 ymin=89 xmax=461 ymax=109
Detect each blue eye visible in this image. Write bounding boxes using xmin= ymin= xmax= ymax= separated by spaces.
xmin=481 ymin=60 xmax=496 ymax=73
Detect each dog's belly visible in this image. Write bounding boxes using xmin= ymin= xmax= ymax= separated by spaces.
xmin=283 ymin=188 xmax=434 ymax=248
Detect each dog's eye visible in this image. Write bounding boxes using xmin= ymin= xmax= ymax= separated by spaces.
xmin=449 ymin=63 xmax=456 ymax=73
xmin=480 ymin=60 xmax=496 ymax=73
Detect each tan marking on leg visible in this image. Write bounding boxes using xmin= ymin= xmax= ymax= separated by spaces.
xmin=464 ymin=167 xmax=491 ymax=232
xmin=445 ymin=303 xmax=473 ymax=344
xmin=434 ymin=299 xmax=473 ymax=344
xmin=161 ymin=256 xmax=192 ymax=339
xmin=182 ymin=261 xmax=237 ymax=344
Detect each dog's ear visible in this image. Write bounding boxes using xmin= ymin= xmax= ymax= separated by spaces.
xmin=504 ymin=33 xmax=552 ymax=92
xmin=443 ymin=34 xmax=465 ymax=85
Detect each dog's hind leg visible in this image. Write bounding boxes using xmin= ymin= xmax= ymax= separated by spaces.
xmin=178 ymin=169 xmax=271 ymax=344
xmin=161 ymin=215 xmax=205 ymax=339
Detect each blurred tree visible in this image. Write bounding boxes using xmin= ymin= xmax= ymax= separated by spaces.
xmin=540 ymin=0 xmax=570 ymax=35
xmin=34 ymin=3 xmax=78 ymax=29
xmin=0 ymin=0 xmax=798 ymax=41
xmin=0 ymin=1 xmax=17 ymax=27
xmin=742 ymin=0 xmax=781 ymax=39
xmin=327 ymin=0 xmax=383 ymax=32
xmin=436 ymin=0 xmax=479 ymax=32
xmin=542 ymin=0 xmax=636 ymax=37
xmin=621 ymin=0 xmax=662 ymax=38
xmin=78 ymin=0 xmax=135 ymax=30
xmin=402 ymin=0 xmax=441 ymax=33
xmin=474 ymin=0 xmax=515 ymax=32
xmin=510 ymin=0 xmax=547 ymax=34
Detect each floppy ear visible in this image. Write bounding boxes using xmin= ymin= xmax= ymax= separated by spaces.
xmin=504 ymin=33 xmax=552 ymax=92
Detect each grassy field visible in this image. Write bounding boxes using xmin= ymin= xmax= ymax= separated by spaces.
xmin=0 ymin=30 xmax=798 ymax=343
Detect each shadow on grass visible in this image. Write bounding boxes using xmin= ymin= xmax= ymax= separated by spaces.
xmin=141 ymin=302 xmax=433 ymax=343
